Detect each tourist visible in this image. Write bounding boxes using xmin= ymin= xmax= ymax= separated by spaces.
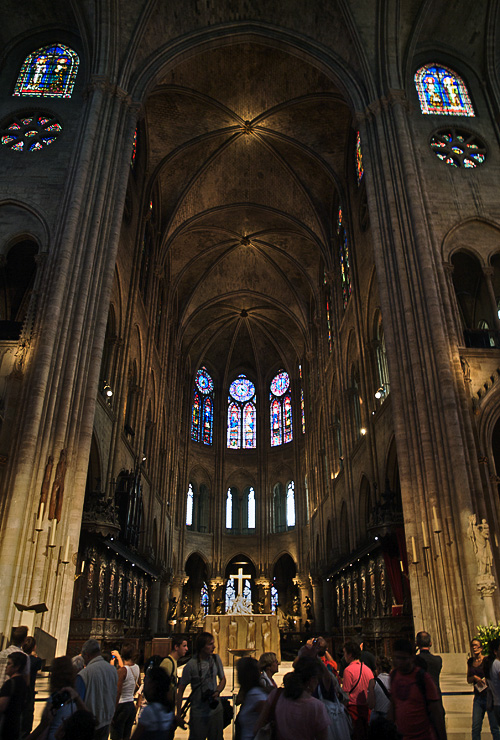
xmin=131 ymin=667 xmax=174 ymax=739
xmin=0 ymin=651 xmax=28 ymax=740
xmin=160 ymin=635 xmax=188 ymax=739
xmin=29 ymin=655 xmax=87 ymax=740
xmin=415 ymin=631 xmax=442 ymax=690
xmin=21 ymin=635 xmax=43 ymax=736
xmin=367 ymin=656 xmax=391 ymax=724
xmin=258 ymin=653 xmax=279 ymax=693
xmin=176 ymin=632 xmax=226 ymax=740
xmin=485 ymin=638 xmax=500 ymax=725
xmin=467 ymin=637 xmax=500 ymax=739
xmin=0 ymin=626 xmax=30 ymax=688
xmin=389 ymin=638 xmax=446 ymax=740
xmin=75 ymin=639 xmax=118 ymax=740
xmin=235 ymin=657 xmax=267 ymax=740
xmin=256 ymin=656 xmax=330 ymax=740
xmin=341 ymin=640 xmax=373 ymax=739
xmin=54 ymin=710 xmax=96 ymax=740
xmin=110 ymin=643 xmax=140 ymax=740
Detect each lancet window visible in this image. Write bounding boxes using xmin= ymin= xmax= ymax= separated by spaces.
xmin=227 ymin=375 xmax=256 ymax=449
xmin=414 ymin=64 xmax=474 ymax=116
xmin=337 ymin=207 xmax=352 ymax=309
xmin=270 ymin=370 xmax=293 ymax=447
xmin=225 ymin=486 xmax=256 ymax=533
xmin=273 ymin=481 xmax=295 ymax=532
xmin=191 ymin=367 xmax=214 ymax=445
xmin=355 ymin=131 xmax=364 ymax=184
xmin=14 ymin=44 xmax=79 ymax=98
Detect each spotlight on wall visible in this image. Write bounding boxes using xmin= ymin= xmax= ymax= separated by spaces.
xmin=142 ymin=455 xmax=147 ymax=463
xmin=103 ymin=383 xmax=113 ymax=397
xmin=360 ymin=428 xmax=367 ymax=436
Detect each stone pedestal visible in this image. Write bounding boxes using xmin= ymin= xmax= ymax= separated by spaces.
xmin=204 ymin=614 xmax=280 ymax=665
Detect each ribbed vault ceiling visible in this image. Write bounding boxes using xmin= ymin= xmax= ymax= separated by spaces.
xmin=145 ymin=43 xmax=352 ymax=380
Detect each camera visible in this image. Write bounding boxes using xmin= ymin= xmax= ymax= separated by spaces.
xmin=51 ymin=690 xmax=71 ymax=709
xmin=201 ymin=689 xmax=219 ymax=710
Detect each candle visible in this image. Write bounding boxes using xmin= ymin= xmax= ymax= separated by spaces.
xmin=80 ymin=560 xmax=85 ymax=574
xmin=62 ymin=536 xmax=70 ymax=564
xmin=35 ymin=502 xmax=45 ymax=531
xmin=48 ymin=519 xmax=57 ymax=547
xmin=412 ymin=536 xmax=418 ymax=563
xmin=433 ymin=506 xmax=441 ymax=533
xmin=421 ymin=521 xmax=429 ymax=548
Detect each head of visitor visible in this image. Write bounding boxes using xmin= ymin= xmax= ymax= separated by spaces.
xmin=171 ymin=635 xmax=189 ymax=660
xmin=6 ymin=650 xmax=27 ymax=678
xmin=237 ymin=656 xmax=261 ymax=695
xmin=22 ymin=636 xmax=36 ymax=655
xmin=51 ymin=656 xmax=75 ymax=692
xmin=55 ymin=709 xmax=96 ymax=740
xmin=120 ymin=642 xmax=137 ymax=664
xmin=343 ymin=640 xmax=361 ymax=665
xmin=283 ymin=656 xmax=322 ymax=700
xmin=392 ymin=638 xmax=416 ymax=675
xmin=11 ymin=625 xmax=28 ymax=647
xmin=470 ymin=637 xmax=483 ymax=658
xmin=144 ymin=665 xmax=173 ymax=710
xmin=375 ymin=655 xmax=391 ymax=676
xmin=81 ymin=639 xmax=101 ymax=665
xmin=416 ymin=630 xmax=432 ymax=650
xmin=259 ymin=652 xmax=278 ymax=678
xmin=195 ymin=631 xmax=215 ymax=659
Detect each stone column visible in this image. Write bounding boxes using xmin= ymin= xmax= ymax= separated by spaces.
xmin=159 ymin=576 xmax=171 ymax=633
xmin=482 ymin=267 xmax=500 ymax=332
xmin=322 ymin=578 xmax=334 ymax=632
xmin=149 ymin=579 xmax=161 ymax=635
xmin=310 ymin=577 xmax=323 ymax=631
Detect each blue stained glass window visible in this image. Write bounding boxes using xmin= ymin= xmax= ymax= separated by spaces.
xmin=191 ymin=367 xmax=214 ymax=445
xmin=225 ymin=578 xmax=236 ymax=613
xmin=14 ymin=44 xmax=79 ymax=99
xmin=271 ymin=584 xmax=278 ymax=614
xmin=227 ymin=375 xmax=256 ymax=449
xmin=201 ymin=582 xmax=209 ymax=615
xmin=337 ymin=206 xmax=352 ymax=309
xmin=415 ymin=65 xmax=474 ymax=116
xmin=243 ymin=579 xmax=252 ymax=602
xmin=270 ymin=370 xmax=292 ymax=447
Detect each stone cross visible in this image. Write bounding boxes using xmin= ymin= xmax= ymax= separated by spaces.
xmin=230 ymin=566 xmax=251 ymax=594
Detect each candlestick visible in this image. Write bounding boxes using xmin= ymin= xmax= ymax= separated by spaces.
xmin=80 ymin=560 xmax=85 ymax=573
xmin=61 ymin=535 xmax=70 ymax=564
xmin=412 ymin=536 xmax=418 ymax=563
xmin=48 ymin=519 xmax=57 ymax=547
xmin=433 ymin=506 xmax=441 ymax=533
xmin=421 ymin=521 xmax=429 ymax=549
xmin=35 ymin=502 xmax=45 ymax=532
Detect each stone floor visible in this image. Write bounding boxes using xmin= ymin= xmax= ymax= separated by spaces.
xmin=32 ymin=658 xmax=476 ymax=739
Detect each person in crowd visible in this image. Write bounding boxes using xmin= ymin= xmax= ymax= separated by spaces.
xmin=0 ymin=651 xmax=28 ymax=740
xmin=110 ymin=644 xmax=141 ymax=740
xmin=337 ymin=636 xmax=375 ymax=679
xmin=176 ymin=632 xmax=226 ymax=740
xmin=160 ymin=636 xmax=189 ymax=715
xmin=131 ymin=666 xmax=174 ymax=739
xmin=415 ymin=632 xmax=442 ymax=690
xmin=75 ymin=639 xmax=118 ymax=740
xmin=53 ymin=710 xmax=96 ymax=740
xmin=258 ymin=653 xmax=279 ymax=694
xmin=21 ymin=636 xmax=43 ymax=736
xmin=484 ymin=638 xmax=500 ymax=725
xmin=389 ymin=638 xmax=446 ymax=740
xmin=29 ymin=656 xmax=87 ymax=740
xmin=0 ymin=627 xmax=30 ymax=688
xmin=256 ymin=656 xmax=330 ymax=740
xmin=367 ymin=656 xmax=391 ymax=724
xmin=341 ymin=640 xmax=373 ymax=740
xmin=235 ymin=657 xmax=267 ymax=740
xmin=467 ymin=637 xmax=500 ymax=740
xmin=71 ymin=654 xmax=85 ymax=674
xmin=315 ymin=637 xmax=338 ymax=676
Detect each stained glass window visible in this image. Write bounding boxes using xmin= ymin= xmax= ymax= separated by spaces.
xmin=226 ymin=489 xmax=232 ymax=529
xmin=243 ymin=579 xmax=252 ymax=602
xmin=271 ymin=584 xmax=278 ymax=614
xmin=301 ymin=388 xmax=306 ymax=434
xmin=326 ymin=300 xmax=333 ymax=353
xmin=131 ymin=129 xmax=137 ymax=167
xmin=14 ymin=44 xmax=79 ymax=99
xmin=191 ymin=367 xmax=214 ymax=444
xmin=269 ymin=370 xmax=292 ymax=447
xmin=248 ymin=487 xmax=256 ymax=529
xmin=337 ymin=206 xmax=352 ymax=309
xmin=186 ymin=483 xmax=194 ymax=527
xmin=201 ymin=582 xmax=209 ymax=615
xmin=415 ymin=65 xmax=474 ymax=116
xmin=1 ymin=114 xmax=62 ymax=152
xmin=430 ymin=129 xmax=485 ymax=168
xmin=225 ymin=578 xmax=235 ymax=613
xmin=356 ymin=131 xmax=364 ymax=183
xmin=286 ymin=481 xmax=296 ymax=528
xmin=227 ymin=375 xmax=256 ymax=449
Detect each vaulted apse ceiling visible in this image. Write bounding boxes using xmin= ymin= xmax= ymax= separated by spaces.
xmin=145 ymin=42 xmax=353 ymax=379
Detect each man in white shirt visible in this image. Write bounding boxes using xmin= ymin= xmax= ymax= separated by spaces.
xmin=0 ymin=626 xmax=30 ymax=688
xmin=75 ymin=639 xmax=118 ymax=740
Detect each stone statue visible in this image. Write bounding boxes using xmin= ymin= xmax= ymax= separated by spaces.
xmin=246 ymin=616 xmax=256 ymax=650
xmin=228 ymin=594 xmax=252 ymax=614
xmin=167 ymin=595 xmax=178 ymax=621
xmin=213 ymin=617 xmax=220 ymax=653
xmin=228 ymin=619 xmax=238 ymax=650
xmin=304 ymin=596 xmax=313 ymax=621
xmin=292 ymin=595 xmax=300 ymax=615
xmin=262 ymin=615 xmax=271 ymax=652
xmin=468 ymin=514 xmax=494 ymax=576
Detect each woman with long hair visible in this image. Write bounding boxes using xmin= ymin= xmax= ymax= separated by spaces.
xmin=256 ymin=656 xmax=330 ymax=740
xmin=131 ymin=666 xmax=174 ymax=739
xmin=236 ymin=657 xmax=267 ymax=740
xmin=110 ymin=643 xmax=140 ymax=740
xmin=29 ymin=656 xmax=87 ymax=740
xmin=258 ymin=653 xmax=279 ymax=694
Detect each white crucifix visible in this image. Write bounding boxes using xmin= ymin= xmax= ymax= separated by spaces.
xmin=230 ymin=566 xmax=251 ymax=595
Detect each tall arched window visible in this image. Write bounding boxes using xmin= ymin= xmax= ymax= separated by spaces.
xmin=226 ymin=486 xmax=256 ymax=533
xmin=286 ymin=481 xmax=296 ymax=528
xmin=201 ymin=582 xmax=209 ymax=615
xmin=191 ymin=367 xmax=214 ymax=444
xmin=337 ymin=207 xmax=352 ymax=309
xmin=226 ymin=488 xmax=233 ymax=529
xmin=414 ymin=64 xmax=474 ymax=116
xmin=351 ymin=373 xmax=362 ymax=439
xmin=270 ymin=370 xmax=293 ymax=446
xmin=273 ymin=483 xmax=285 ymax=532
xmin=14 ymin=44 xmax=79 ymax=98
xmin=248 ymin=487 xmax=256 ymax=529
xmin=186 ymin=483 xmax=194 ymax=527
xmin=374 ymin=315 xmax=390 ymax=400
xmin=355 ymin=131 xmax=364 ymax=184
xmin=227 ymin=375 xmax=256 ymax=449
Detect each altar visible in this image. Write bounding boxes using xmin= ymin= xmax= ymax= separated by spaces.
xmin=204 ymin=613 xmax=280 ymax=665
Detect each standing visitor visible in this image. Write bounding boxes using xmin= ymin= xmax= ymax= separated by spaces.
xmin=0 ymin=652 xmax=28 ymax=740
xmin=176 ymin=632 xmax=226 ymax=740
xmin=367 ymin=656 xmax=391 ymax=724
xmin=415 ymin=632 xmax=442 ymax=690
xmin=0 ymin=627 xmax=30 ymax=689
xmin=160 ymin=635 xmax=188 ymax=739
xmin=75 ymin=639 xmax=118 ymax=740
xmin=485 ymin=638 xmax=500 ymax=725
xmin=21 ymin=636 xmax=42 ymax=736
xmin=258 ymin=653 xmax=279 ymax=694
xmin=235 ymin=657 xmax=267 ymax=740
xmin=29 ymin=655 xmax=87 ymax=740
xmin=110 ymin=644 xmax=140 ymax=740
xmin=341 ymin=641 xmax=373 ymax=740
xmin=389 ymin=638 xmax=446 ymax=740
xmin=467 ymin=637 xmax=500 ymax=739
xmin=131 ymin=667 xmax=174 ymax=739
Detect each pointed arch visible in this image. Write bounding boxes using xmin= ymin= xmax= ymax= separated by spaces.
xmin=14 ymin=44 xmax=79 ymax=98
